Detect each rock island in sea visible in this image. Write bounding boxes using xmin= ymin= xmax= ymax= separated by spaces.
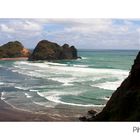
xmin=0 ymin=40 xmax=79 ymax=61
xmin=0 ymin=41 xmax=30 ymax=60
xmin=28 ymin=40 xmax=78 ymax=61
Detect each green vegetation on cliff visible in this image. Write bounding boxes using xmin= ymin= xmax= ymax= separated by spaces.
xmin=0 ymin=41 xmax=30 ymax=58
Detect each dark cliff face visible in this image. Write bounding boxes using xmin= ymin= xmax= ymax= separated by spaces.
xmin=91 ymin=51 xmax=140 ymax=121
xmin=0 ymin=41 xmax=30 ymax=58
xmin=29 ymin=40 xmax=78 ymax=61
xmin=61 ymin=44 xmax=77 ymax=59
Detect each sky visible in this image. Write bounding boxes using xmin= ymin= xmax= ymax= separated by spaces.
xmin=0 ymin=18 xmax=140 ymax=50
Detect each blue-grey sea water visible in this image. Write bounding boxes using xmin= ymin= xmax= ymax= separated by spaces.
xmin=0 ymin=50 xmax=139 ymax=112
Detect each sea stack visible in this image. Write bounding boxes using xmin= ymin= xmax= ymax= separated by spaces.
xmin=0 ymin=41 xmax=30 ymax=58
xmin=28 ymin=40 xmax=78 ymax=61
xmin=80 ymin=51 xmax=140 ymax=121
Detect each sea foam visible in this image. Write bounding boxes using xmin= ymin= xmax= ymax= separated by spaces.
xmin=25 ymin=93 xmax=32 ymax=98
xmin=92 ymin=79 xmax=123 ymax=91
xmin=45 ymin=95 xmax=105 ymax=107
xmin=38 ymin=92 xmax=105 ymax=107
xmin=13 ymin=61 xmax=129 ymax=91
xmin=13 ymin=61 xmax=129 ymax=78
xmin=0 ymin=82 xmax=4 ymax=85
xmin=1 ymin=92 xmax=5 ymax=100
xmin=15 ymin=86 xmax=28 ymax=90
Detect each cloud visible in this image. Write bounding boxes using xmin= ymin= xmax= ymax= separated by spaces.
xmin=64 ymin=19 xmax=113 ymax=33
xmin=46 ymin=19 xmax=140 ymax=49
xmin=0 ymin=19 xmax=43 ymax=34
xmin=0 ymin=24 xmax=15 ymax=33
xmin=21 ymin=21 xmax=42 ymax=31
xmin=0 ymin=18 xmax=140 ymax=49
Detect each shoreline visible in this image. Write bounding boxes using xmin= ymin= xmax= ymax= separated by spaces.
xmin=0 ymin=93 xmax=53 ymax=121
xmin=0 ymin=57 xmax=28 ymax=61
xmin=0 ymin=93 xmax=102 ymax=121
xmin=0 ymin=92 xmax=72 ymax=121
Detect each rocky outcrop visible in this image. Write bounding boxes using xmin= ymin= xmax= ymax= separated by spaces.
xmin=81 ymin=51 xmax=140 ymax=121
xmin=0 ymin=41 xmax=30 ymax=58
xmin=79 ymin=110 xmax=97 ymax=121
xmin=21 ymin=48 xmax=30 ymax=57
xmin=28 ymin=40 xmax=78 ymax=61
xmin=61 ymin=44 xmax=77 ymax=59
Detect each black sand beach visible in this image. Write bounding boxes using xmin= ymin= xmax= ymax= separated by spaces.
xmin=0 ymin=93 xmax=102 ymax=121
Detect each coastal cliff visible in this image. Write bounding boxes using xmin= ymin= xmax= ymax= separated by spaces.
xmin=0 ymin=41 xmax=30 ymax=58
xmin=80 ymin=51 xmax=140 ymax=121
xmin=28 ymin=40 xmax=78 ymax=60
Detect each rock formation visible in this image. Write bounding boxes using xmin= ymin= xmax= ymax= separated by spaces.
xmin=0 ymin=41 xmax=30 ymax=58
xmin=80 ymin=51 xmax=140 ymax=121
xmin=61 ymin=44 xmax=77 ymax=59
xmin=28 ymin=40 xmax=78 ymax=61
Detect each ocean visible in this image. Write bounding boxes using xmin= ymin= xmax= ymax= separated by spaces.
xmin=0 ymin=50 xmax=139 ymax=117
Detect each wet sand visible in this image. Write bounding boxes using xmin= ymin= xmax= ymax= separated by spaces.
xmin=0 ymin=93 xmax=103 ymax=121
xmin=0 ymin=93 xmax=56 ymax=121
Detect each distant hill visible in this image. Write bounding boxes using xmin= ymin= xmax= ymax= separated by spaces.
xmin=0 ymin=41 xmax=30 ymax=58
